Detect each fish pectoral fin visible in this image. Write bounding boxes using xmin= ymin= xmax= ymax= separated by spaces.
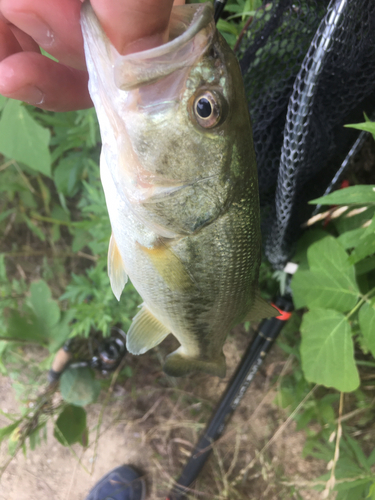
xmin=108 ymin=233 xmax=128 ymax=301
xmin=163 ymin=349 xmax=226 ymax=378
xmin=126 ymin=305 xmax=170 ymax=355
xmin=137 ymin=240 xmax=195 ymax=292
xmin=244 ymin=292 xmax=279 ymax=322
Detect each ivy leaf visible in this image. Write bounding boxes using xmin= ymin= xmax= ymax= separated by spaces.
xmin=300 ymin=309 xmax=359 ymax=392
xmin=292 ymin=236 xmax=359 ymax=312
xmin=310 ymin=185 xmax=375 ymax=206
xmin=54 ymin=405 xmax=87 ymax=446
xmin=0 ymin=100 xmax=51 ymax=176
xmin=358 ymin=302 xmax=375 ymax=358
xmin=60 ymin=367 xmax=100 ymax=406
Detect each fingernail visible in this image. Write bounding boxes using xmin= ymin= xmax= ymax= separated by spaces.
xmin=6 ymin=86 xmax=44 ymax=106
xmin=9 ymin=13 xmax=55 ymax=48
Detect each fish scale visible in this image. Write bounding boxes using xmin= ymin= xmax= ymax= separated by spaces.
xmin=81 ymin=1 xmax=277 ymax=377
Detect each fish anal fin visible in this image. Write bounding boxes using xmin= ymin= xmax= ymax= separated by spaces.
xmin=108 ymin=233 xmax=128 ymax=301
xmin=163 ymin=349 xmax=226 ymax=378
xmin=244 ymin=292 xmax=279 ymax=322
xmin=137 ymin=241 xmax=194 ymax=292
xmin=127 ymin=305 xmax=170 ymax=355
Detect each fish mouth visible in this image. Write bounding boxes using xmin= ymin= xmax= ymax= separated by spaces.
xmin=81 ymin=2 xmax=215 ymax=92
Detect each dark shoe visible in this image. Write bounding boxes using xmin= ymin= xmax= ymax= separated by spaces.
xmin=85 ymin=464 xmax=146 ymax=500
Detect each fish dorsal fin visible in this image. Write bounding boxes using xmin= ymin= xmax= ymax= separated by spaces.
xmin=137 ymin=240 xmax=195 ymax=292
xmin=126 ymin=305 xmax=170 ymax=355
xmin=244 ymin=291 xmax=279 ymax=322
xmin=108 ymin=233 xmax=128 ymax=301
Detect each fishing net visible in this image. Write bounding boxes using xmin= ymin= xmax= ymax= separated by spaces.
xmin=237 ymin=0 xmax=375 ymax=269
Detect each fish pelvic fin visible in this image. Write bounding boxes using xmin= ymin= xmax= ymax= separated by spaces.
xmin=108 ymin=233 xmax=128 ymax=301
xmin=244 ymin=291 xmax=279 ymax=322
xmin=163 ymin=348 xmax=226 ymax=378
xmin=137 ymin=240 xmax=195 ymax=292
xmin=127 ymin=305 xmax=170 ymax=355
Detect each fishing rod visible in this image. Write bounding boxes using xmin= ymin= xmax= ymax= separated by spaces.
xmin=166 ymin=296 xmax=293 ymax=500
xmin=214 ymin=0 xmax=228 ymax=23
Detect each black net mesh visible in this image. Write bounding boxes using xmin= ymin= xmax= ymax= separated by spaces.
xmin=237 ymin=0 xmax=375 ymax=268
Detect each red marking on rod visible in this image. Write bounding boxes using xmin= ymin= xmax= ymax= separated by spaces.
xmin=271 ymin=304 xmax=292 ymax=321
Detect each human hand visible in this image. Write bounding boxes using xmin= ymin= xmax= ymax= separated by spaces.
xmin=0 ymin=0 xmax=182 ymax=111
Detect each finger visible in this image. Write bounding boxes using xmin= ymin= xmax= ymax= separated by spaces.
xmin=9 ymin=25 xmax=40 ymax=53
xmin=0 ymin=52 xmax=91 ymax=111
xmin=1 ymin=0 xmax=85 ymax=69
xmin=0 ymin=19 xmax=22 ymax=59
xmin=90 ymin=0 xmax=175 ymax=54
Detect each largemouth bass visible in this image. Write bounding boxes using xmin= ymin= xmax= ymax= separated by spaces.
xmin=81 ymin=1 xmax=277 ymax=378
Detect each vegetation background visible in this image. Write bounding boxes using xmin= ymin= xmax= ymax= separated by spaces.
xmin=1 ymin=0 xmax=375 ymax=499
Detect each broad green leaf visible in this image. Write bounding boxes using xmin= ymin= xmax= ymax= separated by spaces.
xmin=356 ymin=256 xmax=375 ymax=276
xmin=29 ymin=281 xmax=60 ymax=330
xmin=6 ymin=309 xmax=48 ymax=345
xmin=0 ymin=100 xmax=51 ymax=176
xmin=338 ymin=227 xmax=368 ymax=249
xmin=60 ymin=367 xmax=100 ymax=406
xmin=292 ymin=236 xmax=359 ymax=312
xmin=359 ymin=302 xmax=375 ymax=358
xmin=300 ymin=309 xmax=359 ymax=392
xmin=0 ymin=94 xmax=7 ymax=111
xmin=293 ymin=228 xmax=328 ymax=269
xmin=308 ymin=235 xmax=351 ymax=271
xmin=54 ymin=405 xmax=87 ymax=446
xmin=334 ymin=206 xmax=375 ymax=235
xmin=348 ymin=234 xmax=375 ymax=265
xmin=292 ymin=269 xmax=359 ymax=312
xmin=48 ymin=309 xmax=75 ymax=353
xmin=310 ymin=185 xmax=375 ymax=206
xmin=5 ymin=281 xmax=66 ymax=348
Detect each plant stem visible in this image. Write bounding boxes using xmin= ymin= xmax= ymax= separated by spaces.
xmin=347 ymin=286 xmax=375 ymax=319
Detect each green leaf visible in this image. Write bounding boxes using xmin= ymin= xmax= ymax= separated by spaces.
xmin=300 ymin=309 xmax=360 ymax=392
xmin=367 ymin=482 xmax=375 ymax=500
xmin=345 ymin=120 xmax=375 ymax=141
xmin=348 ymin=234 xmax=375 ymax=265
xmin=21 ymin=214 xmax=46 ymax=242
xmin=60 ymin=367 xmax=100 ymax=406
xmin=0 ymin=100 xmax=51 ymax=176
xmin=338 ymin=227 xmax=368 ymax=250
xmin=291 ymin=236 xmax=359 ymax=312
xmin=0 ymin=421 xmax=21 ymax=443
xmin=54 ymin=405 xmax=87 ymax=446
xmin=0 ymin=94 xmax=7 ymax=111
xmin=310 ymin=185 xmax=375 ymax=206
xmin=72 ymin=230 xmax=92 ymax=252
xmin=359 ymin=302 xmax=375 ymax=358
xmin=8 ymin=425 xmax=21 ymax=455
xmin=6 ymin=309 xmax=48 ymax=345
xmin=30 ymin=281 xmax=60 ymax=329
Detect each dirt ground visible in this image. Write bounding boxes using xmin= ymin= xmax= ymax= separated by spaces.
xmin=0 ymin=328 xmax=327 ymax=500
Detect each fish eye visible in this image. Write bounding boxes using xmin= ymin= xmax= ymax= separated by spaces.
xmin=192 ymin=90 xmax=225 ymax=129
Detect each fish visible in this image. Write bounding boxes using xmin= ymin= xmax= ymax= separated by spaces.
xmin=80 ymin=1 xmax=277 ymax=378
